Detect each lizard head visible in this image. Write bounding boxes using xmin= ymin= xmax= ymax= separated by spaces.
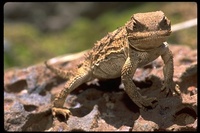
xmin=125 ymin=11 xmax=171 ymax=51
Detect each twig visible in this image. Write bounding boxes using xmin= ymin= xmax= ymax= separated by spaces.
xmin=171 ymin=18 xmax=197 ymax=32
xmin=46 ymin=50 xmax=89 ymax=65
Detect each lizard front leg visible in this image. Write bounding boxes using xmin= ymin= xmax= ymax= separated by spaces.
xmin=45 ymin=61 xmax=91 ymax=119
xmin=161 ymin=44 xmax=181 ymax=95
xmin=52 ymin=71 xmax=91 ymax=119
xmin=121 ymin=57 xmax=157 ymax=110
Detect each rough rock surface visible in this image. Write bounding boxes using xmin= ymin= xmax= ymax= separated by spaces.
xmin=4 ymin=45 xmax=197 ymax=131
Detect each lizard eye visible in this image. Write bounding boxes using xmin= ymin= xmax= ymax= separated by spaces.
xmin=132 ymin=22 xmax=138 ymax=30
xmin=161 ymin=16 xmax=167 ymax=24
xmin=125 ymin=21 xmax=135 ymax=33
xmin=126 ymin=19 xmax=146 ymax=33
xmin=160 ymin=16 xmax=171 ymax=30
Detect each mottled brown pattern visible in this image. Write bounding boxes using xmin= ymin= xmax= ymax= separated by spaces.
xmin=45 ymin=11 xmax=180 ymax=119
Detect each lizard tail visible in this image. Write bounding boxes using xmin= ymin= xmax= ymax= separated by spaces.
xmin=44 ymin=60 xmax=71 ymax=79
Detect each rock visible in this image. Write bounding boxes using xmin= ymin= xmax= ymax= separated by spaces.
xmin=4 ymin=45 xmax=197 ymax=131
xmin=132 ymin=116 xmax=159 ymax=131
xmin=4 ymin=92 xmax=52 ymax=131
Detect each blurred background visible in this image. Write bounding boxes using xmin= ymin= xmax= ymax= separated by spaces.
xmin=4 ymin=2 xmax=197 ymax=69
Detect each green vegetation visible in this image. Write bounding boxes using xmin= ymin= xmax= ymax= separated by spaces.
xmin=4 ymin=2 xmax=197 ymax=69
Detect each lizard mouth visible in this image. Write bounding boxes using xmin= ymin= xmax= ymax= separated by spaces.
xmin=128 ymin=30 xmax=171 ymax=51
xmin=128 ymin=30 xmax=171 ymax=40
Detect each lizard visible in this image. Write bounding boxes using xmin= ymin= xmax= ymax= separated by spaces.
xmin=45 ymin=11 xmax=181 ymax=119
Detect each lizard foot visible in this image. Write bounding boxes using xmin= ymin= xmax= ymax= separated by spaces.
xmin=161 ymin=82 xmax=181 ymax=96
xmin=134 ymin=96 xmax=158 ymax=111
xmin=52 ymin=107 xmax=72 ymax=119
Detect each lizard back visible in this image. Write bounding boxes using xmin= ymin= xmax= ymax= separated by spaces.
xmin=84 ymin=26 xmax=129 ymax=79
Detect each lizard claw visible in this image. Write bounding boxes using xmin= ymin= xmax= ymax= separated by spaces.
xmin=161 ymin=82 xmax=181 ymax=96
xmin=52 ymin=107 xmax=72 ymax=119
xmin=135 ymin=96 xmax=158 ymax=111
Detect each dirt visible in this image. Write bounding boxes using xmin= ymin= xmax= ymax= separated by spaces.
xmin=4 ymin=45 xmax=197 ymax=131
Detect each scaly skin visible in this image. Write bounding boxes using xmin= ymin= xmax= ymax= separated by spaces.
xmin=45 ymin=11 xmax=180 ymax=119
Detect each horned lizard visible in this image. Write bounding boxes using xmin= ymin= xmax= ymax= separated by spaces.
xmin=45 ymin=11 xmax=180 ymax=119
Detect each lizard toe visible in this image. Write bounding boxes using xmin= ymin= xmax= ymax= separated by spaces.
xmin=161 ymin=82 xmax=181 ymax=96
xmin=52 ymin=107 xmax=72 ymax=120
xmin=134 ymin=96 xmax=158 ymax=111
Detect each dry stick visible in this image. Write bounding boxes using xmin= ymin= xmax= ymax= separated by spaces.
xmin=171 ymin=18 xmax=197 ymax=32
xmin=46 ymin=50 xmax=89 ymax=65
xmin=47 ymin=18 xmax=197 ymax=64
